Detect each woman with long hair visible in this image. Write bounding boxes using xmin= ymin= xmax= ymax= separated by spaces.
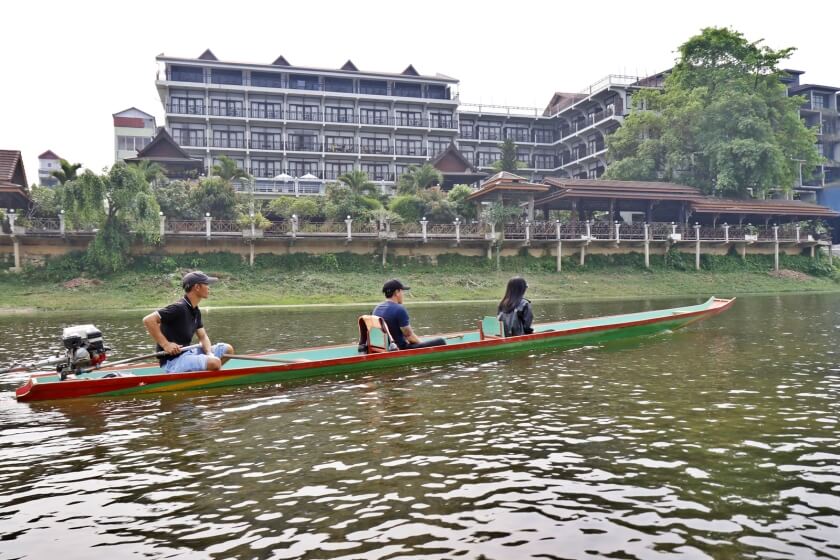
xmin=497 ymin=277 xmax=534 ymax=337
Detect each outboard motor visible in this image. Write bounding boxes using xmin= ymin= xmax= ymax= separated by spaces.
xmin=57 ymin=325 xmax=109 ymax=380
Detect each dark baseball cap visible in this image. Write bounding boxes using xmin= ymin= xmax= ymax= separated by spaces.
xmin=382 ymin=279 xmax=410 ymax=294
xmin=182 ymin=271 xmax=218 ymax=291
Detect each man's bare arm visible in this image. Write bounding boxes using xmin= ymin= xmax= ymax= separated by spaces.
xmin=400 ymin=325 xmax=420 ymax=344
xmin=143 ymin=312 xmax=181 ymax=355
xmin=196 ymin=328 xmax=212 ymax=355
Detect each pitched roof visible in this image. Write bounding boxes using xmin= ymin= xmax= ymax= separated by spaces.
xmin=132 ymin=128 xmax=201 ymax=162
xmin=690 ymin=197 xmax=839 ymax=217
xmin=341 ymin=60 xmax=359 ymax=71
xmin=401 ymin=64 xmax=420 ymax=76
xmin=198 ymin=49 xmax=218 ymax=61
xmin=38 ymin=150 xmax=61 ymax=160
xmin=467 ymin=171 xmax=550 ymax=201
xmin=272 ymin=55 xmax=291 ymax=66
xmin=112 ymin=107 xmax=155 ymax=119
xmin=0 ymin=150 xmax=27 ymax=186
xmin=431 ymin=143 xmax=478 ymax=173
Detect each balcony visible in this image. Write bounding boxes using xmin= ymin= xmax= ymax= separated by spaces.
xmin=395 ymin=116 xmax=425 ymax=127
xmin=250 ymin=108 xmax=283 ymax=120
xmin=478 ymin=131 xmax=502 ymax=141
xmin=286 ymin=110 xmax=322 ymax=122
xmin=395 ymin=147 xmax=428 ymax=157
xmin=324 ymin=143 xmax=357 ymax=154
xmin=250 ymin=167 xmax=282 ymax=178
xmin=210 ymin=138 xmax=246 ymax=149
xmin=167 ymin=103 xmax=206 ymax=116
xmin=174 ymin=136 xmax=206 ymax=147
xmin=286 ymin=141 xmax=322 ymax=153
xmin=360 ymin=144 xmax=392 ymax=155
xmin=209 ymin=106 xmax=246 ymax=118
xmin=359 ymin=115 xmax=393 ymax=126
xmin=250 ymin=139 xmax=283 ymax=151
xmin=324 ymin=113 xmax=356 ymax=124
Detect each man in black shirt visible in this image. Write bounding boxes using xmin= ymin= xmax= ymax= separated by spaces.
xmin=143 ymin=271 xmax=233 ymax=373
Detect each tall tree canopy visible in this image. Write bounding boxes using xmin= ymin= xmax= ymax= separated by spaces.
xmin=51 ymin=159 xmax=82 ymax=185
xmin=604 ymin=27 xmax=820 ymax=198
xmin=59 ymin=163 xmax=160 ymax=274
xmin=491 ymin=138 xmax=524 ymax=172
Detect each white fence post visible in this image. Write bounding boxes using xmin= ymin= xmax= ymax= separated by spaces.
xmin=556 ymin=220 xmax=562 ymax=272
xmin=774 ymin=224 xmax=779 ymax=271
xmin=694 ymin=223 xmax=701 ymax=270
xmin=204 ymin=213 xmax=212 ymax=240
xmin=291 ymin=214 xmax=298 ymax=239
xmin=59 ymin=210 xmax=66 ymax=237
xmin=421 ymin=217 xmax=428 ymax=243
xmin=723 ymin=223 xmax=729 ymax=244
xmin=615 ymin=221 xmax=621 ymax=244
xmin=455 ymin=218 xmax=461 ymax=244
xmin=345 ymin=215 xmax=352 ymax=241
xmin=159 ymin=212 xmax=165 ymax=239
xmin=644 ymin=222 xmax=650 ymax=269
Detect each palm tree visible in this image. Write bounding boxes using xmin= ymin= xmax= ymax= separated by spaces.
xmin=51 ymin=159 xmax=82 ymax=185
xmin=134 ymin=160 xmax=167 ymax=185
xmin=397 ymin=163 xmax=443 ymax=195
xmin=491 ymin=138 xmax=524 ymax=172
xmin=211 ymin=155 xmax=250 ymax=182
xmin=337 ymin=170 xmax=378 ymax=197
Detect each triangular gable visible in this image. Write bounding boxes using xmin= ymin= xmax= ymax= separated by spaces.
xmin=136 ymin=128 xmax=197 ymax=161
xmin=272 ymin=55 xmax=291 ymax=66
xmin=38 ymin=150 xmax=61 ymax=160
xmin=341 ymin=60 xmax=359 ymax=71
xmin=113 ymin=107 xmax=155 ymax=119
xmin=198 ymin=49 xmax=218 ymax=61
xmin=401 ymin=64 xmax=420 ymax=76
xmin=0 ymin=150 xmax=28 ymax=187
xmin=431 ymin=144 xmax=476 ymax=173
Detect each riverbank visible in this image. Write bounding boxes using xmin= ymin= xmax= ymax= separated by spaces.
xmin=2 ymin=265 xmax=839 ymax=313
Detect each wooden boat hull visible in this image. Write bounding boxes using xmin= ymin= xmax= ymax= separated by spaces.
xmin=15 ymin=297 xmax=734 ymax=402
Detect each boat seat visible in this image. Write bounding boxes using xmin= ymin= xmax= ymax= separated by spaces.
xmin=479 ymin=316 xmax=505 ymax=340
xmin=357 ymin=315 xmax=396 ymax=353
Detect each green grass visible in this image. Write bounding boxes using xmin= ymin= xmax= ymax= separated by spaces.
xmin=2 ymin=249 xmax=839 ymax=312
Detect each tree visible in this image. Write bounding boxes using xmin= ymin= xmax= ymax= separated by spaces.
xmin=133 ymin=160 xmax=167 ymax=185
xmin=211 ymin=155 xmax=250 ymax=183
xmin=290 ymin=197 xmax=321 ymax=219
xmin=397 ymin=163 xmax=443 ymax=195
xmin=491 ymin=138 xmax=524 ymax=172
xmin=188 ymin=177 xmax=238 ymax=219
xmin=605 ymin=27 xmax=820 ymax=199
xmin=51 ymin=159 xmax=82 ymax=185
xmin=337 ymin=170 xmax=378 ymax=197
xmin=389 ymin=195 xmax=426 ymax=222
xmin=323 ymin=182 xmax=381 ymax=221
xmin=58 ymin=163 xmax=159 ymax=274
xmin=27 ymin=185 xmax=60 ymax=219
xmin=448 ymin=184 xmax=478 ymax=221
xmin=154 ymin=180 xmax=198 ymax=219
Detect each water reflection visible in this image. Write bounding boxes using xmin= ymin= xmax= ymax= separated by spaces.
xmin=1 ymin=295 xmax=839 ymax=559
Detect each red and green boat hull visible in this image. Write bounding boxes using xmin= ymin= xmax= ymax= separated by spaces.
xmin=15 ymin=297 xmax=734 ymax=402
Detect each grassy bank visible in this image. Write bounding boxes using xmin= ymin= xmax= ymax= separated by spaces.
xmin=1 ymin=251 xmax=839 ymax=313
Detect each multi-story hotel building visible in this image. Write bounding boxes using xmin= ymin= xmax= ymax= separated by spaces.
xmin=154 ymin=51 xmax=837 ymax=205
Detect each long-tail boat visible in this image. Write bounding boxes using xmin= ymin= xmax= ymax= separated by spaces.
xmin=14 ymin=297 xmax=734 ymax=402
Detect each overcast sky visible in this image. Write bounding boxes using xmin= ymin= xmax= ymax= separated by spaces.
xmin=2 ymin=0 xmax=838 ymax=183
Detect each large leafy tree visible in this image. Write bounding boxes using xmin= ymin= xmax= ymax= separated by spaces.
xmin=188 ymin=177 xmax=238 ymax=219
xmin=133 ymin=160 xmax=167 ymax=185
xmin=397 ymin=163 xmax=443 ymax=195
xmin=605 ymin=27 xmax=820 ymax=198
xmin=58 ymin=164 xmax=160 ymax=274
xmin=51 ymin=159 xmax=82 ymax=185
xmin=491 ymin=138 xmax=524 ymax=172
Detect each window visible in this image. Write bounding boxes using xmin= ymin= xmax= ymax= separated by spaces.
xmin=477 ymin=126 xmax=501 ymax=141
xmin=210 ymin=98 xmax=244 ymax=117
xmin=250 ymin=101 xmax=282 ymax=119
xmin=287 ymin=133 xmax=319 ymax=151
xmin=169 ymin=97 xmax=204 ymax=115
xmin=251 ymin=160 xmax=281 ymax=178
xmin=459 ymin=122 xmax=475 ymax=138
xmin=505 ymin=127 xmax=530 ymax=142
xmin=359 ymin=80 xmax=387 ymax=96
xmin=517 ymin=151 xmax=531 ymax=166
xmin=324 ymin=77 xmax=354 ymax=93
xmin=324 ymin=162 xmax=353 ymax=180
xmin=360 ymin=137 xmax=390 ymax=154
xmin=429 ymin=112 xmax=454 ymax=129
xmin=250 ymin=131 xmax=282 ymax=150
xmin=534 ymin=155 xmax=555 ymax=169
xmin=170 ymin=66 xmax=204 ymax=83
xmin=393 ymin=82 xmax=422 ymax=98
xmin=476 ymin=151 xmax=500 ymax=167
xmin=396 ymin=111 xmax=423 ymax=127
xmin=251 ymin=72 xmax=284 ymax=88
xmin=428 ymin=139 xmax=449 ymax=156
xmin=395 ymin=138 xmax=423 ymax=156
xmin=534 ymin=129 xmax=554 ymax=143
xmin=813 ymin=94 xmax=826 ymax=109
xmin=325 ymin=136 xmax=356 ymax=153
xmin=211 ymin=129 xmax=245 ymax=148
xmin=359 ymin=108 xmax=389 ymax=125
xmin=287 ymin=104 xmax=320 ymax=121
xmin=287 ymin=160 xmax=320 ymax=177
xmin=325 ymin=106 xmax=354 ymax=123
xmin=289 ymin=75 xmax=320 ymax=91
xmin=172 ymin=128 xmax=205 ymax=146
xmin=427 ymin=85 xmax=447 ymax=100
xmin=211 ymin=69 xmax=242 ymax=85
xmin=361 ymin=163 xmax=390 ymax=181
xmin=117 ymin=136 xmax=153 ymax=151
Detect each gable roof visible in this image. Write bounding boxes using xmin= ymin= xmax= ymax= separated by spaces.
xmin=0 ymin=150 xmax=31 ymax=208
xmin=198 ymin=49 xmax=218 ymax=61
xmin=272 ymin=55 xmax=291 ymax=66
xmin=431 ymin=143 xmax=477 ymax=173
xmin=134 ymin=128 xmax=200 ymax=161
xmin=401 ymin=64 xmax=420 ymax=76
xmin=340 ymin=60 xmax=359 ymax=71
xmin=38 ymin=150 xmax=61 ymax=160
xmin=113 ymin=107 xmax=155 ymax=119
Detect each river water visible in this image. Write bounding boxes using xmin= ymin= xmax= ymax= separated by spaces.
xmin=0 ymin=294 xmax=839 ymax=559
